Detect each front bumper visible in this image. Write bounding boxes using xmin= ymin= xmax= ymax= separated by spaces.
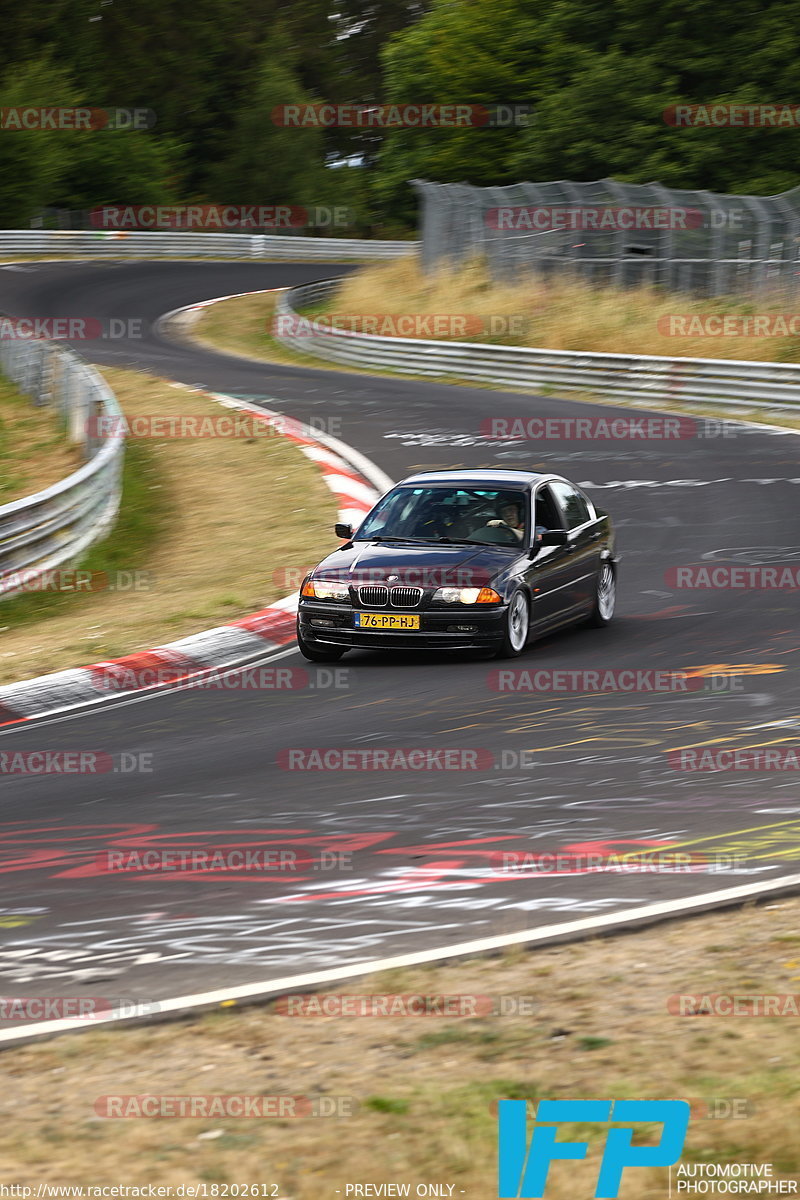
xmin=298 ymin=600 xmax=507 ymax=650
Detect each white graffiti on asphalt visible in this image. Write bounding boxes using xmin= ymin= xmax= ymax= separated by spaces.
xmin=701 ymin=546 xmax=800 ymax=564
xmin=384 ymin=429 xmax=523 ymax=447
xmin=581 ymin=478 xmax=800 ymax=488
xmin=0 ymin=895 xmax=646 ymax=984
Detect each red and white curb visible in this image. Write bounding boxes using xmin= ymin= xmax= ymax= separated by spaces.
xmin=0 ymin=388 xmax=392 ymax=728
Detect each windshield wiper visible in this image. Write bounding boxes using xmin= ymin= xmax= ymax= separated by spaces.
xmin=436 ymin=536 xmax=515 ymax=546
xmin=359 ymin=535 xmax=429 ymax=544
xmin=356 ymin=535 xmax=516 ymax=547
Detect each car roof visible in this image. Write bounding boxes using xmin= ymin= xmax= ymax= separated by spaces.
xmin=398 ymin=469 xmax=560 ymax=489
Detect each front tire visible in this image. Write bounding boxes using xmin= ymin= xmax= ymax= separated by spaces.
xmin=495 ymin=588 xmax=530 ymax=658
xmin=296 ymin=624 xmax=347 ymax=662
xmin=587 ymin=561 xmax=616 ymax=627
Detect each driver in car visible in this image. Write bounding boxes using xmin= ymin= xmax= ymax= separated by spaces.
xmin=487 ymin=500 xmax=526 ymax=541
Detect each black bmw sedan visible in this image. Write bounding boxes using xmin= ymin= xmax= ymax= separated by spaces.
xmin=296 ymin=470 xmax=617 ymax=660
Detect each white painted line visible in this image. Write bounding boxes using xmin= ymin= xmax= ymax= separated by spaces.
xmin=1 ymin=871 xmax=799 ymax=1044
xmin=268 ymin=593 xmax=300 ymax=613
xmin=300 ymin=445 xmax=357 ymax=473
xmin=319 ymin=474 xmax=377 ymax=505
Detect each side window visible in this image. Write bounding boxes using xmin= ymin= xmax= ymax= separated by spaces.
xmin=535 ymin=484 xmax=563 ymax=531
xmin=550 ymin=481 xmax=591 ymax=530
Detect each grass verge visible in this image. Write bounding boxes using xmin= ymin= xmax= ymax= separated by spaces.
xmin=0 ymin=897 xmax=798 ymax=1193
xmin=0 ymin=368 xmax=338 ymax=684
xmin=0 ymin=372 xmax=81 ymax=505
xmin=309 ymin=256 xmax=800 ymax=362
xmin=191 ymin=289 xmax=535 ymax=383
xmin=190 ymin=290 xmax=353 ymax=374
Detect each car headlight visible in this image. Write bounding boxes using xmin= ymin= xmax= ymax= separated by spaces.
xmin=433 ymin=586 xmax=502 ymax=604
xmin=301 ymin=578 xmax=351 ymax=602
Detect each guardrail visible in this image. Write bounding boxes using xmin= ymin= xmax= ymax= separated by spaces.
xmin=275 ymin=278 xmax=800 ymax=410
xmin=0 ymin=337 xmax=124 ymax=598
xmin=0 ymin=231 xmax=419 ymax=260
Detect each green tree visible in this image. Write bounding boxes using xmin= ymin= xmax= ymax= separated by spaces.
xmin=56 ymin=130 xmax=182 ymax=211
xmin=0 ymin=57 xmax=77 ymax=225
xmin=374 ymin=0 xmax=800 ymax=225
xmin=0 ymin=0 xmax=430 ymax=219
xmin=375 ymin=0 xmax=540 ymax=224
xmin=0 ymin=55 xmax=181 ymax=225
xmin=510 ymin=0 xmax=800 ymax=194
xmin=205 ymin=44 xmax=325 ymax=208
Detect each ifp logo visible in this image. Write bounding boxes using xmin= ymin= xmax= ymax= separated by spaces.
xmin=498 ymin=1099 xmax=690 ymax=1197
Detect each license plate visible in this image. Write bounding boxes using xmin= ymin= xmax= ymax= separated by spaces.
xmin=354 ymin=612 xmax=420 ymax=630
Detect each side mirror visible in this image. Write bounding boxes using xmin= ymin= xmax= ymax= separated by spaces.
xmin=335 ymin=522 xmax=353 ymax=540
xmin=539 ymin=529 xmax=568 ymax=546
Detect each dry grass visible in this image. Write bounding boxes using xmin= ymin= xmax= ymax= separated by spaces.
xmin=192 ymin=262 xmax=800 ymax=415
xmin=304 ymin=256 xmax=800 ymax=360
xmin=0 ymin=374 xmax=82 ymax=505
xmin=0 ymin=368 xmax=338 ymax=683
xmin=0 ymin=898 xmax=798 ymax=1194
xmin=320 ymin=257 xmax=800 ymax=362
xmin=190 ymin=291 xmax=361 ymax=374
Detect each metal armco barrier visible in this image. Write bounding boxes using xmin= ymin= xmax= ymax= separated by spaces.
xmin=0 ymin=338 xmax=124 ymax=598
xmin=275 ymin=278 xmax=800 ymax=410
xmin=0 ymin=231 xmax=418 ymax=260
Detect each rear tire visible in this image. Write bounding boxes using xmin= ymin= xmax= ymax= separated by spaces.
xmin=495 ymin=589 xmax=530 ymax=658
xmin=296 ymin=624 xmax=347 ymax=662
xmin=587 ymin=561 xmax=616 ymax=627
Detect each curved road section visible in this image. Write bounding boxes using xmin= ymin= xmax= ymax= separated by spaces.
xmin=0 ymin=260 xmax=799 ymax=1032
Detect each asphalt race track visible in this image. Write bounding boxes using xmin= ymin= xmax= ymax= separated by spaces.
xmin=0 ymin=260 xmax=799 ymax=1019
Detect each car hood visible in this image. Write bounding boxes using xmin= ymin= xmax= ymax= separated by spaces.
xmin=311 ymin=540 xmax=518 ymax=589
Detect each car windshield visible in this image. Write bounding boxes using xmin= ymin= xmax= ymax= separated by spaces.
xmin=355 ymin=486 xmax=529 ymax=547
